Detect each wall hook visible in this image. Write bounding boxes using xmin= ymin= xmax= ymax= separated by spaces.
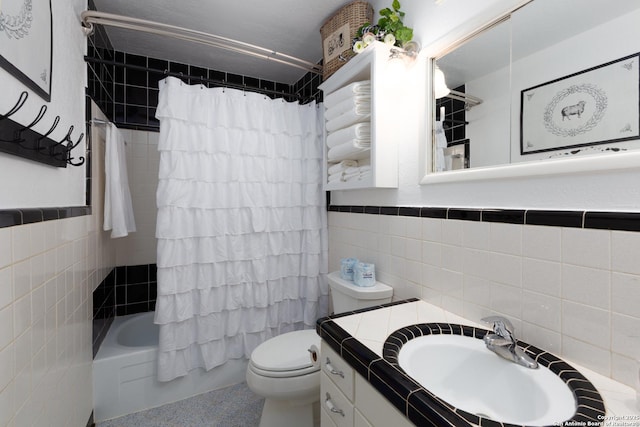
xmin=66 ymin=131 xmax=84 ymax=151
xmin=38 ymin=116 xmax=60 ymax=144
xmin=65 ymin=132 xmax=86 ymax=167
xmin=67 ymin=155 xmax=85 ymax=167
xmin=1 ymin=91 xmax=28 ymax=121
xmin=15 ymin=104 xmax=47 ymax=145
xmin=0 ymin=91 xmax=85 ymax=168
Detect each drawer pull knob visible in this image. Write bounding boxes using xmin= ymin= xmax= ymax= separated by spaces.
xmin=325 ymin=392 xmax=345 ymax=417
xmin=325 ymin=357 xmax=345 ymax=378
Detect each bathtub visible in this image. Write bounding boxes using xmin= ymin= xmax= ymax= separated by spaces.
xmin=93 ymin=311 xmax=248 ymax=421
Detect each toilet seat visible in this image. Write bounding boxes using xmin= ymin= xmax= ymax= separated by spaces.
xmin=249 ymin=329 xmax=320 ymax=378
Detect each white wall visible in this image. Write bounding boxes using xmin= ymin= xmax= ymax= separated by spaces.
xmin=0 ymin=101 xmax=117 ymax=426
xmin=333 ymin=0 xmax=640 ymax=211
xmin=0 ymin=0 xmax=88 ymax=208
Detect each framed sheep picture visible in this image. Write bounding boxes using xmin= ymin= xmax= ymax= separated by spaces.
xmin=520 ymin=52 xmax=640 ymax=156
xmin=0 ymin=0 xmax=53 ymax=101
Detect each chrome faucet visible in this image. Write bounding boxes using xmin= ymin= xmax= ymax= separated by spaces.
xmin=481 ymin=316 xmax=538 ymax=369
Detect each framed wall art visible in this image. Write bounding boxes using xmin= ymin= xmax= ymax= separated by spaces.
xmin=0 ymin=0 xmax=53 ymax=101
xmin=520 ymin=52 xmax=640 ymax=155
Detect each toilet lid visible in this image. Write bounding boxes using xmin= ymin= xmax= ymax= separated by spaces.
xmin=250 ymin=329 xmax=320 ymax=372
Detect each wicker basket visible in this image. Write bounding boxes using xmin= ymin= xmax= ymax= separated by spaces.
xmin=320 ymin=1 xmax=374 ymax=81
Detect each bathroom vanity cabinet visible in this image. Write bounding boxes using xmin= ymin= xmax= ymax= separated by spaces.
xmin=319 ymin=42 xmax=425 ymax=191
xmin=320 ymin=341 xmax=413 ymax=427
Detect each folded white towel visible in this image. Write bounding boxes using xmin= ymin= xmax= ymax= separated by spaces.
xmin=326 ymin=108 xmax=370 ymax=133
xmin=356 ymin=169 xmax=372 ymax=181
xmin=328 ymin=160 xmax=358 ymax=175
xmin=104 ymin=123 xmax=136 ymax=238
xmin=327 ymin=123 xmax=371 ymax=148
xmin=343 ymin=168 xmax=372 ymax=182
xmin=357 ymin=158 xmax=370 ymax=167
xmin=344 ymin=166 xmax=360 ymax=175
xmin=324 ymin=80 xmax=371 ymax=109
xmin=324 ymin=96 xmax=371 ymax=121
xmin=328 ymin=172 xmax=343 ymax=183
xmin=327 ymin=140 xmax=371 ymax=162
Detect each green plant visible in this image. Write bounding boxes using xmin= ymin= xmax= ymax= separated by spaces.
xmin=378 ymin=0 xmax=413 ymax=45
xmin=353 ymin=0 xmax=413 ymax=53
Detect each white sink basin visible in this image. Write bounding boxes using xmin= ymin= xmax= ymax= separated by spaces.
xmin=398 ymin=334 xmax=576 ymax=426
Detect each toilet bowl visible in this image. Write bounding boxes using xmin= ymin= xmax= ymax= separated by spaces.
xmin=246 ymin=329 xmax=321 ymax=427
xmin=246 ymin=271 xmax=393 ymax=427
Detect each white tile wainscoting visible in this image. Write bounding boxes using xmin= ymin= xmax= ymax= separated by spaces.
xmin=328 ymin=210 xmax=640 ymax=388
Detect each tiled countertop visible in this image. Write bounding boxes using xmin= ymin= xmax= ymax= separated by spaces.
xmin=317 ymin=299 xmax=639 ymax=426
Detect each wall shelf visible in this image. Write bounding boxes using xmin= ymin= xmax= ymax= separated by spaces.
xmin=319 ymin=42 xmax=424 ymax=191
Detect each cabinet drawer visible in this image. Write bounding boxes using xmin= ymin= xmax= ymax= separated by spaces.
xmin=321 ymin=405 xmax=339 ymax=427
xmin=321 ymin=342 xmax=355 ymax=401
xmin=321 ymin=372 xmax=354 ymax=427
xmin=355 ymin=409 xmax=373 ymax=427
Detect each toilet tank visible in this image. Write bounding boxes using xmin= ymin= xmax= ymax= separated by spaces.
xmin=328 ymin=271 xmax=393 ymax=314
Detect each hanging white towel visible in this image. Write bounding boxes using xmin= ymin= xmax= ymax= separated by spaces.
xmin=324 ymin=80 xmax=371 ymax=108
xmin=434 ymin=120 xmax=448 ymax=172
xmin=327 ymin=123 xmax=371 ymax=148
xmin=104 ymin=123 xmax=136 ymax=238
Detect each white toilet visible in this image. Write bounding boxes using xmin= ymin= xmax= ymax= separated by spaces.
xmin=246 ymin=271 xmax=393 ymax=427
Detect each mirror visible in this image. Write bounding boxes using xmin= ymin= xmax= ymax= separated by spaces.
xmin=428 ymin=0 xmax=640 ymax=175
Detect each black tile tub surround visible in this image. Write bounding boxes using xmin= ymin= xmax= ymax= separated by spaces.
xmin=114 ymin=264 xmax=158 ymax=316
xmin=316 ymin=299 xmax=606 ymax=427
xmin=86 ymin=47 xmax=323 ymax=132
xmin=328 ymin=205 xmax=640 ymax=232
xmin=92 ymin=269 xmax=116 ymax=358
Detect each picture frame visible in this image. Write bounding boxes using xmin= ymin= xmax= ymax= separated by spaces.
xmin=520 ymin=52 xmax=640 ymax=155
xmin=0 ymin=0 xmax=53 ymax=101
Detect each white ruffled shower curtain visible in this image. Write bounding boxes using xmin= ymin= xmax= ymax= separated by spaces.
xmin=154 ymin=77 xmax=328 ymax=382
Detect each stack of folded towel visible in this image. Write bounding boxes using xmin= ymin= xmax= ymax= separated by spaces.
xmin=324 ymin=81 xmax=372 ymax=180
xmin=327 ymin=159 xmax=372 ymax=183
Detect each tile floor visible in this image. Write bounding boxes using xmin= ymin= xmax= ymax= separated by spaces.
xmin=97 ymin=382 xmax=264 ymax=427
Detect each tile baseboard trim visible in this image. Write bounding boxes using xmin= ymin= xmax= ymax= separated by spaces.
xmin=328 ymin=205 xmax=640 ymax=232
xmin=0 ymin=206 xmax=91 ymax=228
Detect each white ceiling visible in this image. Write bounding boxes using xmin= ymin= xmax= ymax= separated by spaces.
xmin=91 ymin=0 xmax=354 ymax=84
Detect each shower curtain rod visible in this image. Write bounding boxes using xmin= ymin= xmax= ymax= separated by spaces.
xmin=84 ymin=56 xmax=311 ymax=102
xmin=81 ymin=11 xmax=323 ymax=76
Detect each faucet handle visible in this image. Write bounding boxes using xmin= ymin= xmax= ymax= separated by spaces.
xmin=481 ymin=316 xmax=515 ymax=340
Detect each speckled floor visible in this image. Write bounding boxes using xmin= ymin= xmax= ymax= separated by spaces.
xmin=97 ymin=382 xmax=264 ymax=427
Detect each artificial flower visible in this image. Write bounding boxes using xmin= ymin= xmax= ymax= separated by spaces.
xmin=352 ymin=1 xmax=413 ymax=54
xmin=353 ymin=40 xmax=366 ymax=54
xmin=363 ymin=32 xmax=376 ymax=45
xmin=383 ymin=33 xmax=396 ymax=45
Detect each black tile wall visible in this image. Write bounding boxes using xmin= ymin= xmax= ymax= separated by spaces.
xmin=113 ymin=264 xmax=158 ymax=317
xmin=86 ymin=44 xmax=323 ymax=132
xmin=436 ymin=84 xmax=468 ymax=144
xmin=92 ymin=269 xmax=115 ymax=357
xmin=92 ymin=263 xmax=158 ymax=357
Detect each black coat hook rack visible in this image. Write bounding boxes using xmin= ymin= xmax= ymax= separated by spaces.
xmin=0 ymin=91 xmax=85 ymax=168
